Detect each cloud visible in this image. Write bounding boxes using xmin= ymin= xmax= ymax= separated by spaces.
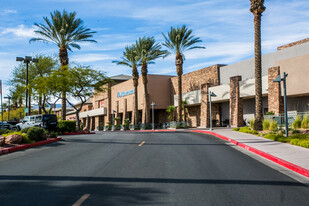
xmin=1 ymin=24 xmax=36 ymax=38
xmin=2 ymin=9 xmax=17 ymax=14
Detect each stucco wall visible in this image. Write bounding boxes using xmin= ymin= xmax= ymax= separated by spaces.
xmin=219 ymin=41 xmax=309 ymax=84
xmin=276 ymin=54 xmax=309 ymax=96
xmin=111 ymin=75 xmax=174 ymax=113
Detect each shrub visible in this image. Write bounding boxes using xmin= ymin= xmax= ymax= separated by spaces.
xmin=250 ymin=119 xmax=255 ymax=129
xmin=48 ymin=131 xmax=58 ymax=138
xmin=27 ymin=127 xmax=47 ymax=142
xmin=232 ymin=127 xmax=240 ymax=131
xmin=290 ymin=139 xmax=309 ymax=148
xmin=0 ymin=129 xmax=11 ymax=135
xmin=269 ymin=120 xmax=278 ymax=131
xmin=238 ymin=126 xmax=258 ymax=135
xmin=265 ymin=111 xmax=275 ymax=115
xmin=21 ymin=127 xmax=35 ymax=134
xmin=301 ymin=115 xmax=309 ymax=129
xmin=263 ymin=119 xmax=270 ymax=131
xmin=292 ymin=115 xmax=302 ymax=129
xmin=292 ymin=129 xmax=300 ymax=134
xmin=58 ymin=120 xmax=76 ymax=133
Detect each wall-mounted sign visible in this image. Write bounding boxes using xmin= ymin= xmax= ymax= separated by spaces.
xmin=117 ymin=90 xmax=134 ymax=98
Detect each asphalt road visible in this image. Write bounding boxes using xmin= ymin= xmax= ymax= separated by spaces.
xmin=0 ymin=131 xmax=308 ymax=206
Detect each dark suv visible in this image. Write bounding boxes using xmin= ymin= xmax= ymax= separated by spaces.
xmin=17 ymin=114 xmax=58 ymax=131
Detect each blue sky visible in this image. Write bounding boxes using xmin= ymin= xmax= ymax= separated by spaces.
xmin=0 ymin=0 xmax=309 ymax=99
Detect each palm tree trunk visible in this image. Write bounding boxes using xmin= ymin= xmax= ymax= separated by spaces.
xmin=253 ymin=13 xmax=263 ymax=131
xmin=176 ymin=53 xmax=183 ymax=122
xmin=141 ymin=63 xmax=149 ymax=124
xmin=59 ymin=46 xmax=69 ymax=120
xmin=132 ymin=66 xmax=139 ymax=125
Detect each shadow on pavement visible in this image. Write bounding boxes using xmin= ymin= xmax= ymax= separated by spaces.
xmin=0 ymin=176 xmax=165 ymax=206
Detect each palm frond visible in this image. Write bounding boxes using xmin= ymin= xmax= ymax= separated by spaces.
xmin=162 ymin=25 xmax=205 ymax=58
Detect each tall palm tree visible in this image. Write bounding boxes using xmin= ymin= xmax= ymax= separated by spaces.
xmin=113 ymin=45 xmax=140 ymax=125
xmin=250 ymin=0 xmax=266 ymax=130
xmin=162 ymin=25 xmax=205 ymax=122
xmin=30 ymin=10 xmax=97 ymax=120
xmin=135 ymin=37 xmax=167 ymax=125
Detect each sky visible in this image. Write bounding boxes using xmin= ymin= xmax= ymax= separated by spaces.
xmin=0 ymin=0 xmax=309 ymax=101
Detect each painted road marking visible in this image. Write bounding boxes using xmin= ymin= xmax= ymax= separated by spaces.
xmin=72 ymin=194 xmax=90 ymax=206
xmin=138 ymin=141 xmax=146 ymax=147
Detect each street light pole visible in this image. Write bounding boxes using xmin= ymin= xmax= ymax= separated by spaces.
xmin=151 ymin=102 xmax=157 ymax=130
xmin=274 ymin=72 xmax=288 ymax=137
xmin=16 ymin=56 xmax=39 ymax=116
xmin=209 ymin=91 xmax=217 ymax=131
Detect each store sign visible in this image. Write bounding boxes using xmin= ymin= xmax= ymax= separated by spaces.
xmin=117 ymin=89 xmax=134 ymax=98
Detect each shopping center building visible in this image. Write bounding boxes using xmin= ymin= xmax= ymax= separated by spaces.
xmin=66 ymin=38 xmax=309 ymax=130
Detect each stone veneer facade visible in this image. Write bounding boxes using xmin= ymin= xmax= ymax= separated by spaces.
xmin=229 ymin=76 xmax=244 ymax=127
xmin=170 ymin=65 xmax=222 ymax=127
xmin=277 ymin=38 xmax=309 ymax=51
xmin=268 ymin=67 xmax=284 ymax=115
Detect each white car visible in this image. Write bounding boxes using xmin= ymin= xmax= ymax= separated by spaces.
xmin=16 ymin=115 xmax=41 ymax=130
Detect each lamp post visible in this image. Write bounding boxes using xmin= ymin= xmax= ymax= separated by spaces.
xmin=16 ymin=56 xmax=39 ymax=116
xmin=112 ymin=110 xmax=116 ymax=131
xmin=4 ymin=96 xmax=11 ymax=121
xmin=273 ymin=72 xmax=288 ymax=137
xmin=151 ymin=102 xmax=157 ymax=130
xmin=209 ymin=91 xmax=217 ymax=131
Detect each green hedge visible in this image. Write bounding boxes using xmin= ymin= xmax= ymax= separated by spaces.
xmin=58 ymin=120 xmax=76 ymax=133
xmin=27 ymin=127 xmax=46 ymax=142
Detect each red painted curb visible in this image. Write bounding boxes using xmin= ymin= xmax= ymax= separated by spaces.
xmin=0 ymin=137 xmax=62 ymax=155
xmin=61 ymin=132 xmax=95 ymax=135
xmin=190 ymin=130 xmax=309 ymax=178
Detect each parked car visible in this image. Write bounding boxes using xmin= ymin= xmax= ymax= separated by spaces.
xmin=0 ymin=122 xmax=12 ymax=130
xmin=16 ymin=114 xmax=58 ymax=131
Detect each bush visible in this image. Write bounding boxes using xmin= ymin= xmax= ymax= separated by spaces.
xmin=263 ymin=119 xmax=270 ymax=131
xmin=290 ymin=139 xmax=309 ymax=148
xmin=21 ymin=127 xmax=35 ymax=134
xmin=27 ymin=127 xmax=47 ymax=142
xmin=250 ymin=119 xmax=255 ymax=129
xmin=0 ymin=129 xmax=11 ymax=135
xmin=265 ymin=111 xmax=275 ymax=115
xmin=238 ymin=126 xmax=258 ymax=135
xmin=301 ymin=115 xmax=309 ymax=129
xmin=232 ymin=127 xmax=240 ymax=131
xmin=58 ymin=120 xmax=76 ymax=133
xmin=292 ymin=129 xmax=300 ymax=134
xmin=269 ymin=120 xmax=278 ymax=131
xmin=292 ymin=115 xmax=302 ymax=129
xmin=47 ymin=131 xmax=58 ymax=138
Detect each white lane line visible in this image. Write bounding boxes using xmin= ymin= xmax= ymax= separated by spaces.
xmin=72 ymin=194 xmax=90 ymax=206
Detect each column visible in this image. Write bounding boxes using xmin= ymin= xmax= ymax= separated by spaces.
xmin=268 ymin=67 xmax=284 ymax=115
xmin=229 ymin=76 xmax=244 ymax=127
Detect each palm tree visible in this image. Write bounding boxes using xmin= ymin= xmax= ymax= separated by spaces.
xmin=30 ymin=10 xmax=97 ymax=120
xmin=166 ymin=105 xmax=176 ymax=121
xmin=162 ymin=25 xmax=205 ymax=122
xmin=250 ymin=0 xmax=266 ymax=130
xmin=113 ymin=45 xmax=140 ymax=125
xmin=135 ymin=37 xmax=168 ymax=125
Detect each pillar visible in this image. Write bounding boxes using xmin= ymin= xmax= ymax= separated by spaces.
xmin=229 ymin=76 xmax=244 ymax=127
xmin=200 ymin=83 xmax=210 ymax=128
xmin=268 ymin=66 xmax=284 ymax=115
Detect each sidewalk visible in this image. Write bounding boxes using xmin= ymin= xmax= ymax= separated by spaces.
xmin=189 ymin=128 xmax=309 ymax=178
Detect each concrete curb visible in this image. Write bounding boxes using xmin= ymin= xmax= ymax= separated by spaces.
xmin=61 ymin=132 xmax=95 ymax=135
xmin=0 ymin=137 xmax=62 ymax=155
xmin=190 ymin=130 xmax=309 ymax=178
